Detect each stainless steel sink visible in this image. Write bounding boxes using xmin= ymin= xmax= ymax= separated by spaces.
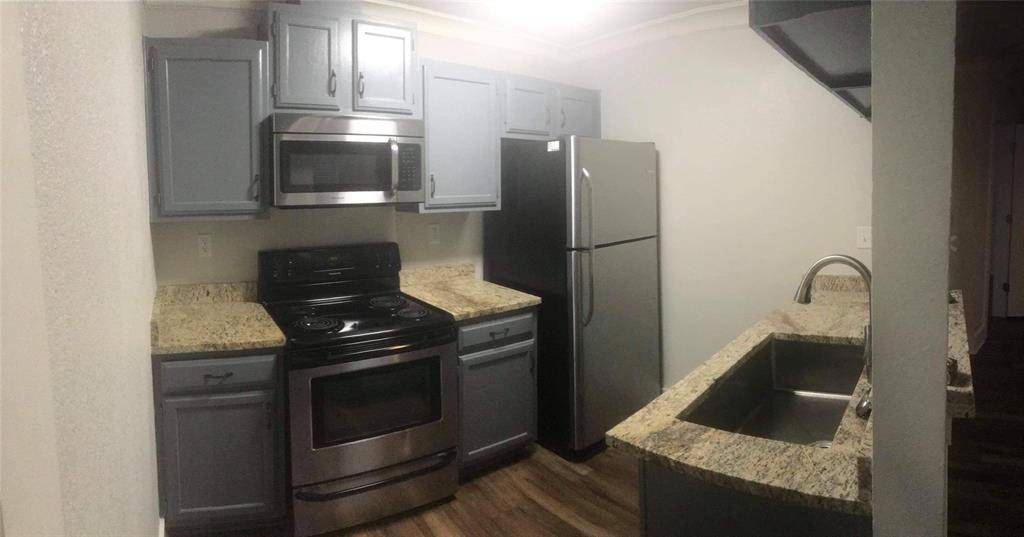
xmin=681 ymin=338 xmax=864 ymax=446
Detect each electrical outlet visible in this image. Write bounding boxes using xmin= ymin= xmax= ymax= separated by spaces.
xmin=856 ymin=226 xmax=872 ymax=249
xmin=197 ymin=234 xmax=213 ymax=258
xmin=427 ymin=224 xmax=441 ymax=246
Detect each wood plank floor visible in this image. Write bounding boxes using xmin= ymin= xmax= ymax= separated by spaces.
xmin=343 ymin=446 xmax=640 ymax=537
xmin=948 ymin=317 xmax=1024 ymax=537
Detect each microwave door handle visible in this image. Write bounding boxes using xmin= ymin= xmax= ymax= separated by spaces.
xmin=389 ymin=138 xmax=400 ymax=192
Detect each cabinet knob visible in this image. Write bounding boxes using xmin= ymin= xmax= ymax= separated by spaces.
xmin=328 ymin=69 xmax=337 ymax=97
xmin=357 ymin=72 xmax=365 ymax=98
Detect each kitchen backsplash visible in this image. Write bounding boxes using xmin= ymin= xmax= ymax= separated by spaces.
xmin=151 ymin=207 xmax=482 ymax=284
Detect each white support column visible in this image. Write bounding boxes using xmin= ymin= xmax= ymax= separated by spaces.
xmin=871 ymin=2 xmax=956 ymax=536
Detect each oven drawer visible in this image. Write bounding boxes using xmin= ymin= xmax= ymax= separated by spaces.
xmin=458 ymin=312 xmax=534 ymax=353
xmin=161 ymin=354 xmax=277 ymax=395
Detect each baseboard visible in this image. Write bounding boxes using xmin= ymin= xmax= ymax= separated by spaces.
xmin=969 ymin=322 xmax=988 ymax=355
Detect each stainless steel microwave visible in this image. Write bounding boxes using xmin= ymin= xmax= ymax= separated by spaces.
xmin=271 ymin=113 xmax=425 ymax=208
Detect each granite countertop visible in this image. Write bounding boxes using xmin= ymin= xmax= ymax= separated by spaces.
xmin=150 ymin=265 xmax=540 ymax=354
xmin=400 ymin=264 xmax=541 ymax=321
xmin=607 ymin=275 xmax=975 ymax=516
xmin=151 ymin=282 xmax=285 ymax=356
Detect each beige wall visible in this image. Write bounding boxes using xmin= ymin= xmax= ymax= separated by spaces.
xmin=1 ymin=2 xmax=158 ymax=536
xmin=1 ymin=3 xmax=66 ymax=534
xmin=145 ymin=2 xmax=570 ymax=284
xmin=572 ymin=24 xmax=873 ymax=386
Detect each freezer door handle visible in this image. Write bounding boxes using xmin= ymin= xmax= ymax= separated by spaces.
xmin=582 ymin=249 xmax=595 ymax=326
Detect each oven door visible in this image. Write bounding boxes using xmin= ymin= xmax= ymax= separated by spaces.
xmin=288 ymin=342 xmax=457 ymax=486
xmin=273 ymin=133 xmax=424 ymax=207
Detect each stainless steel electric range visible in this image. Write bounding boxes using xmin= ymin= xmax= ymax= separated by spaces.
xmin=258 ymin=242 xmax=457 ymax=537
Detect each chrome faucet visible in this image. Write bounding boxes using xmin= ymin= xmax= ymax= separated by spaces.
xmin=793 ymin=254 xmax=873 ymax=419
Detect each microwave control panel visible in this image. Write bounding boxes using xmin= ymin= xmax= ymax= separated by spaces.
xmin=397 ymin=144 xmax=422 ymax=191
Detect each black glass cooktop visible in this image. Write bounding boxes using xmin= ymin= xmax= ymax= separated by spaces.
xmin=266 ymin=292 xmax=451 ymax=348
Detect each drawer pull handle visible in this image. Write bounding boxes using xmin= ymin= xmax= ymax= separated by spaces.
xmin=203 ymin=372 xmax=234 ymax=381
xmin=489 ymin=328 xmax=511 ymax=339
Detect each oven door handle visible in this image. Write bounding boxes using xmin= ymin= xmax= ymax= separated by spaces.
xmin=389 ymin=137 xmax=400 ymax=192
xmin=293 ymin=450 xmax=455 ymax=503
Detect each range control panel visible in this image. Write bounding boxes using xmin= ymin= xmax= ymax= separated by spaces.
xmin=259 ymin=242 xmax=401 ymax=284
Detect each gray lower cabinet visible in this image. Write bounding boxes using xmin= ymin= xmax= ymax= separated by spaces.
xmin=457 ymin=311 xmax=537 ymax=471
xmin=421 ymin=61 xmax=500 ymax=211
xmin=145 ymin=38 xmax=267 ymax=220
xmin=155 ymin=352 xmax=284 ymax=531
xmin=642 ymin=460 xmax=871 ymax=536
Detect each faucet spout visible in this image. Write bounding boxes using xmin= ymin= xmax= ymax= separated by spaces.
xmin=793 ymin=254 xmax=872 ymax=304
xmin=793 ymin=254 xmax=873 ymax=419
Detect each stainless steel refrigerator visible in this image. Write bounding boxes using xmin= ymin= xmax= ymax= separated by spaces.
xmin=484 ymin=136 xmax=662 ymax=454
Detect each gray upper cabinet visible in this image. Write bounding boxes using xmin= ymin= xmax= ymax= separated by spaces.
xmin=503 ymin=76 xmax=555 ymax=137
xmin=353 ymin=20 xmax=417 ymax=114
xmin=146 ymin=38 xmax=266 ymax=219
xmin=161 ymin=390 xmax=280 ymax=526
xmin=422 ymin=61 xmax=500 ymax=210
xmin=556 ymin=86 xmax=601 ymax=137
xmin=272 ymin=11 xmax=341 ymax=110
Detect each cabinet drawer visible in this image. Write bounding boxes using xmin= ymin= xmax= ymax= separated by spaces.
xmin=458 ymin=312 xmax=534 ymax=352
xmin=161 ymin=354 xmax=277 ymax=394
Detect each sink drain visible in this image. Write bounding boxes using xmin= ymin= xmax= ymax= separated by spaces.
xmin=807 ymin=440 xmax=832 ymax=449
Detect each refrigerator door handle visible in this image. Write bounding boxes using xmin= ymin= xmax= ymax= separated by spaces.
xmin=581 ymin=167 xmax=594 ymax=250
xmin=583 ymin=249 xmax=595 ymax=326
xmin=581 ymin=167 xmax=595 ymax=326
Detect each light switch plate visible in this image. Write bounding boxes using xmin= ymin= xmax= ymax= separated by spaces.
xmin=427 ymin=224 xmax=440 ymax=245
xmin=197 ymin=233 xmax=213 ymax=258
xmin=856 ymin=226 xmax=872 ymax=249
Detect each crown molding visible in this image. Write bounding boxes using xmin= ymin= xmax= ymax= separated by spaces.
xmin=364 ymin=0 xmax=749 ymax=62
xmin=569 ymin=1 xmax=747 ymax=60
xmin=142 ymin=0 xmax=267 ymax=11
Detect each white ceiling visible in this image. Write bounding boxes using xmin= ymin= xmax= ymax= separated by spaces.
xmin=382 ymin=1 xmax=737 ymax=47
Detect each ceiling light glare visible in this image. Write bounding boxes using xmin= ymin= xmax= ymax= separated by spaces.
xmin=490 ymin=0 xmax=601 ymax=28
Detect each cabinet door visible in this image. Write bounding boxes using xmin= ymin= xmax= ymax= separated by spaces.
xmin=557 ymin=86 xmax=601 ymax=137
xmin=503 ymin=77 xmax=555 ymax=136
xmin=147 ymin=39 xmax=266 ymax=217
xmin=424 ymin=62 xmax=500 ymax=208
xmin=459 ymin=339 xmax=536 ymax=468
xmin=273 ymin=11 xmax=341 ymax=110
xmin=353 ymin=20 xmax=416 ymax=114
xmin=161 ymin=390 xmax=280 ymax=527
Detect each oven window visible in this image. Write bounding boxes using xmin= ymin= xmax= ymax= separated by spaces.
xmin=278 ymin=140 xmax=391 ymax=193
xmin=310 ymin=356 xmax=441 ymax=448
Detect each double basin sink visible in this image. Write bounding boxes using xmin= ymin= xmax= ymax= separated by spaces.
xmin=682 ymin=338 xmax=864 ymax=447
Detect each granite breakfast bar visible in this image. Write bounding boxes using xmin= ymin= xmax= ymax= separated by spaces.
xmin=607 ymin=276 xmax=974 ymax=535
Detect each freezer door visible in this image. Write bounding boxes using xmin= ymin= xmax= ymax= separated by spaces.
xmin=568 ymin=137 xmax=658 ymax=249
xmin=569 ymin=237 xmax=661 ymax=450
